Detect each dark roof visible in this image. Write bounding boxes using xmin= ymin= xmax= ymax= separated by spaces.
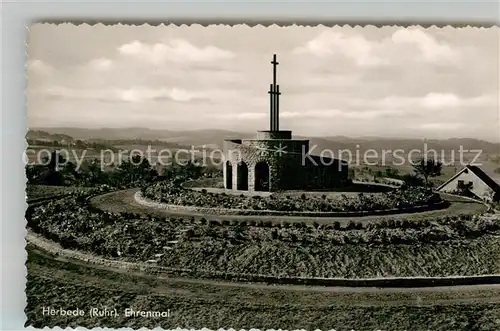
xmin=437 ymin=165 xmax=500 ymax=192
xmin=467 ymin=165 xmax=500 ymax=192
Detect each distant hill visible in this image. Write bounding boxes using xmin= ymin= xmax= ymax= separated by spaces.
xmin=31 ymin=127 xmax=500 ymax=156
xmin=314 ymin=136 xmax=500 ymax=156
xmin=31 ymin=127 xmax=253 ymax=147
xmin=26 ymin=130 xmax=74 ymax=143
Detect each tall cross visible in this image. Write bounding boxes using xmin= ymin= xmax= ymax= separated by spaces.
xmin=272 ymin=54 xmax=278 ymax=87
xmin=268 ymin=54 xmax=281 ymax=131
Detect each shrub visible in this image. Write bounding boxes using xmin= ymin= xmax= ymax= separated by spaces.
xmin=183 ymin=229 xmax=195 ymax=239
xmin=142 ymin=182 xmax=442 ymax=214
xmin=345 ymin=221 xmax=356 ymax=231
xmin=27 ymin=192 xmax=500 ymax=283
xmin=401 ymin=220 xmax=410 ymax=229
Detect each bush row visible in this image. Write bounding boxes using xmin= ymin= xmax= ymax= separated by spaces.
xmin=141 ymin=182 xmax=442 ymax=212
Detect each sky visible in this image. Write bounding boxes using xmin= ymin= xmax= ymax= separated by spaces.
xmin=27 ymin=24 xmax=500 ymax=142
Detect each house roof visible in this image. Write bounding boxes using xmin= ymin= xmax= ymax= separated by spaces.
xmin=437 ymin=165 xmax=500 ymax=192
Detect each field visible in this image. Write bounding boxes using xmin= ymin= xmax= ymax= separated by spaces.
xmin=26 ymin=247 xmax=500 ymax=330
xmin=26 ymin=185 xmax=97 ymax=202
xmin=24 ymin=177 xmax=498 ymax=329
xmin=28 ymin=193 xmax=500 ymax=279
xmin=352 ymin=159 xmax=500 ymax=189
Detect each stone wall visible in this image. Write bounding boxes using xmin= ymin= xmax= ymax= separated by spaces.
xmin=224 ymin=139 xmax=307 ymax=191
xmin=256 ymin=130 xmax=292 ymax=140
xmin=303 ymin=155 xmax=349 ymax=189
xmin=223 ymin=138 xmax=349 ymax=192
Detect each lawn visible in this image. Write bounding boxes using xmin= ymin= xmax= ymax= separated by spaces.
xmin=25 ymin=247 xmax=500 ymax=330
xmin=29 ymin=194 xmax=499 ymax=279
xmin=25 ymin=184 xmax=96 ymax=202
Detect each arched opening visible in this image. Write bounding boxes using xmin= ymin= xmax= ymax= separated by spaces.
xmin=237 ymin=161 xmax=248 ymax=190
xmin=254 ymin=161 xmax=270 ymax=191
xmin=225 ymin=161 xmax=233 ymax=189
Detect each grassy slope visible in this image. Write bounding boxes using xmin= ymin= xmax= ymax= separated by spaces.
xmin=26 ymin=247 xmax=500 ymax=330
xmin=162 ymin=235 xmax=500 ymax=278
xmin=26 ymin=185 xmax=96 ymax=201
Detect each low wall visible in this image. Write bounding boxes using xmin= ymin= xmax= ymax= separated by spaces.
xmin=26 ymin=231 xmax=500 ymax=287
xmin=135 ymin=191 xmax=450 ymax=218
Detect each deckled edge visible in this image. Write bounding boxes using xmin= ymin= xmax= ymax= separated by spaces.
xmin=23 ymin=24 xmax=30 ymax=330
xmin=21 ymin=20 xmax=499 ymax=331
xmin=27 ymin=21 xmax=500 ymax=29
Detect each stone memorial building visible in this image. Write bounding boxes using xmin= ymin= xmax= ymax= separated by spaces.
xmin=223 ymin=54 xmax=349 ymax=192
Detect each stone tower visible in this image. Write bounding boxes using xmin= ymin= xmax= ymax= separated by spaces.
xmin=223 ymin=54 xmax=348 ymax=192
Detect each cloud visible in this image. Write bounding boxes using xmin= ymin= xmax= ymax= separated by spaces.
xmin=294 ymin=29 xmax=461 ymax=68
xmin=373 ymin=93 xmax=495 ymax=110
xmin=282 ymin=109 xmax=401 ymax=120
xmin=212 ymin=112 xmax=267 ymax=120
xmin=117 ymin=39 xmax=235 ymax=65
xmin=391 ymin=29 xmax=460 ymax=64
xmin=420 ymin=93 xmax=461 ymax=108
xmin=27 ymin=59 xmax=53 ymax=75
xmin=293 ymin=31 xmax=387 ymax=67
xmin=417 ymin=122 xmax=465 ymax=130
xmin=87 ymin=57 xmax=113 ymax=71
xmin=37 ymin=86 xmax=209 ymax=103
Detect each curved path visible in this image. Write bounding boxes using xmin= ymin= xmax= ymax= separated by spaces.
xmin=26 ymin=232 xmax=500 ymax=306
xmin=91 ymin=188 xmax=488 ymax=225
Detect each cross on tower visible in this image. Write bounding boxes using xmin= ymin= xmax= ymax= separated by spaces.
xmin=268 ymin=54 xmax=281 ymax=131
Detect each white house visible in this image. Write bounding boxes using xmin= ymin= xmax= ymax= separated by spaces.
xmin=437 ymin=165 xmax=500 ymax=202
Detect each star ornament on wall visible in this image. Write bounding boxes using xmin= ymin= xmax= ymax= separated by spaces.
xmin=274 ymin=143 xmax=288 ymax=156
xmin=255 ymin=145 xmax=267 ymax=156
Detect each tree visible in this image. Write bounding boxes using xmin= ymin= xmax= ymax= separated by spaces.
xmin=38 ymin=150 xmax=66 ymax=185
xmin=115 ymin=155 xmax=158 ymax=186
xmin=400 ymin=173 xmax=425 ymax=188
xmin=25 ymin=164 xmax=47 ymax=184
xmin=411 ymin=157 xmax=442 ymax=188
xmin=385 ymin=167 xmax=400 ymax=178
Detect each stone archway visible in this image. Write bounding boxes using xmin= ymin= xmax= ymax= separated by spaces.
xmin=225 ymin=161 xmax=233 ymax=189
xmin=236 ymin=162 xmax=249 ymax=190
xmin=254 ymin=161 xmax=270 ymax=191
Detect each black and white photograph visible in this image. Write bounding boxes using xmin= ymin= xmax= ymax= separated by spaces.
xmin=24 ymin=23 xmax=500 ymax=330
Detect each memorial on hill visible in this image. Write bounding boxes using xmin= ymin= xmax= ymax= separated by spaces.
xmin=223 ymin=54 xmax=349 ymax=192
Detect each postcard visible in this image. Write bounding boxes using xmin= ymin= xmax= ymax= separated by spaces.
xmin=25 ymin=23 xmax=500 ymax=330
